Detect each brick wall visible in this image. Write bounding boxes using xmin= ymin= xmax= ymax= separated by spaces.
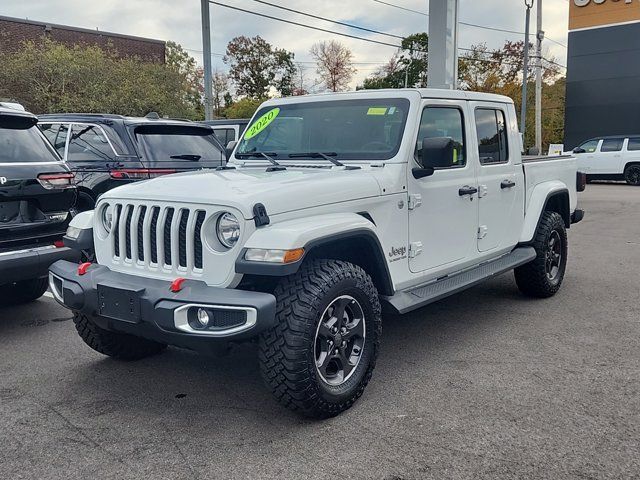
xmin=0 ymin=15 xmax=165 ymax=63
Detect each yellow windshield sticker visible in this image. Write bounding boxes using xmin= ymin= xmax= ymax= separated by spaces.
xmin=244 ymin=108 xmax=280 ymax=140
xmin=367 ymin=107 xmax=388 ymax=116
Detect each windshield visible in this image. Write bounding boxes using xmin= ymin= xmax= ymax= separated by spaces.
xmin=0 ymin=122 xmax=61 ymax=163
xmin=236 ymin=98 xmax=410 ymax=161
xmin=133 ymin=125 xmax=224 ymax=167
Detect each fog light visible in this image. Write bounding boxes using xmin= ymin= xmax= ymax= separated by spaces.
xmin=196 ymin=308 xmax=211 ymax=327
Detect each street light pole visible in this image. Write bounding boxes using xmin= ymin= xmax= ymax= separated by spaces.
xmin=520 ymin=0 xmax=533 ymax=152
xmin=201 ymin=0 xmax=214 ymax=120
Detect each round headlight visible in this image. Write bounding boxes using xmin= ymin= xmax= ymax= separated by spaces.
xmin=101 ymin=204 xmax=114 ymax=233
xmin=216 ymin=212 xmax=240 ymax=248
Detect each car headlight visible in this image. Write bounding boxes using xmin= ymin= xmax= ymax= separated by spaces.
xmin=101 ymin=204 xmax=114 ymax=233
xmin=216 ymin=212 xmax=240 ymax=248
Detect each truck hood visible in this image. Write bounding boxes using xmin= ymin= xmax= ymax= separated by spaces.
xmin=100 ymin=167 xmax=382 ymax=219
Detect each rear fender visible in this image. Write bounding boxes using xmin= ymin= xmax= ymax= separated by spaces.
xmin=520 ymin=182 xmax=569 ymax=243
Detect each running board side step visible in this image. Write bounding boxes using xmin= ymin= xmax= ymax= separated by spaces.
xmin=382 ymin=247 xmax=536 ymax=314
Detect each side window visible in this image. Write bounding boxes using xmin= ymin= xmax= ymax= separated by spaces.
xmin=39 ymin=123 xmax=69 ymax=157
xmin=415 ymin=107 xmax=466 ymax=168
xmin=601 ymin=138 xmax=624 ymax=152
xmin=577 ymin=140 xmax=599 ymax=153
xmin=627 ymin=138 xmax=640 ymax=151
xmin=213 ymin=128 xmax=235 ymax=146
xmin=475 ymin=108 xmax=509 ymax=164
xmin=68 ymin=124 xmax=116 ymax=162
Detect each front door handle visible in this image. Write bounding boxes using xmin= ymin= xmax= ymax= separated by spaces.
xmin=501 ymin=180 xmax=516 ymax=189
xmin=459 ymin=186 xmax=478 ymax=196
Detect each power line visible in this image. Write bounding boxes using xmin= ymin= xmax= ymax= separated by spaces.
xmin=249 ymin=0 xmax=404 ymax=40
xmin=371 ymin=0 xmax=567 ymax=49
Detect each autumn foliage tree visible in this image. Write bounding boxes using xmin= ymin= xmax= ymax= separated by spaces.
xmin=310 ymin=40 xmax=357 ymax=92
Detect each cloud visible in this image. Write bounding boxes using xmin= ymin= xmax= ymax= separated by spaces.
xmin=1 ymin=0 xmax=568 ymax=86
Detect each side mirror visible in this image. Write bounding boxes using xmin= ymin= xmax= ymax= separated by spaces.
xmin=573 ymin=147 xmax=586 ymax=154
xmin=226 ymin=140 xmax=238 ymax=161
xmin=413 ymin=137 xmax=456 ymax=179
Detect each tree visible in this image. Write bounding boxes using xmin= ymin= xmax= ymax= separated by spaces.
xmin=224 ymin=36 xmax=297 ymax=98
xmin=166 ymin=41 xmax=204 ymax=118
xmin=210 ymin=68 xmax=232 ymax=117
xmin=310 ymin=40 xmax=356 ymax=92
xmin=0 ymin=38 xmax=202 ymax=119
xmin=224 ymin=97 xmax=263 ymax=119
xmin=359 ymin=33 xmax=429 ymax=90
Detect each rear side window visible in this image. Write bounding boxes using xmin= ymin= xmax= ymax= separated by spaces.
xmin=68 ymin=124 xmax=116 ymax=162
xmin=213 ymin=128 xmax=236 ymax=146
xmin=475 ymin=108 xmax=509 ymax=164
xmin=601 ymin=139 xmax=623 ymax=152
xmin=0 ymin=121 xmax=60 ymax=163
xmin=39 ymin=123 xmax=69 ymax=156
xmin=133 ymin=125 xmax=224 ymax=166
xmin=627 ymin=138 xmax=640 ymax=151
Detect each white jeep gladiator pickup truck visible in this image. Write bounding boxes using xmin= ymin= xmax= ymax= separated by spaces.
xmin=50 ymin=89 xmax=585 ymax=418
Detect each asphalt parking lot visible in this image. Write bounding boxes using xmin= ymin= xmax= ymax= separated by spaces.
xmin=1 ymin=184 xmax=638 ymax=480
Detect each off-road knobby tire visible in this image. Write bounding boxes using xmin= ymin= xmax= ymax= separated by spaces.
xmin=624 ymin=164 xmax=640 ymax=186
xmin=0 ymin=278 xmax=48 ymax=306
xmin=515 ymin=211 xmax=568 ymax=298
xmin=73 ymin=312 xmax=167 ymax=360
xmin=259 ymin=259 xmax=382 ymax=418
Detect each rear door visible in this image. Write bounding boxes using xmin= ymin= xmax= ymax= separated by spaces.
xmin=592 ymin=138 xmax=625 ymax=174
xmin=1 ymin=117 xmax=75 ymax=249
xmin=626 ymin=137 xmax=640 ymax=172
xmin=471 ymin=103 xmax=524 ymax=253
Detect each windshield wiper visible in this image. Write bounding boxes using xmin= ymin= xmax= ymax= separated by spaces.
xmin=288 ymin=152 xmax=360 ymax=170
xmin=170 ymin=154 xmax=202 ymax=161
xmin=235 ymin=151 xmax=286 ymax=171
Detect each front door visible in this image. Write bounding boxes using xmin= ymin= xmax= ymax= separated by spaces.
xmin=408 ymin=101 xmax=479 ymax=274
xmin=472 ymin=104 xmax=524 ymax=253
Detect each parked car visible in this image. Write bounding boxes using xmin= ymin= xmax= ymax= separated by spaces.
xmin=51 ymin=89 xmax=584 ymax=418
xmin=38 ymin=114 xmax=226 ymax=211
xmin=572 ymin=136 xmax=640 ymax=185
xmin=0 ymin=107 xmax=78 ymax=305
xmin=203 ymin=118 xmax=250 ymax=149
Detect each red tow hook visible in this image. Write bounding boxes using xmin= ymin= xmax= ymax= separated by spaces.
xmin=170 ymin=278 xmax=187 ymax=293
xmin=78 ymin=262 xmax=92 ymax=276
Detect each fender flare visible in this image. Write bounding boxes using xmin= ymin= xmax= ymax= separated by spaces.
xmin=235 ymin=213 xmax=394 ymax=295
xmin=520 ymin=183 xmax=570 ymax=243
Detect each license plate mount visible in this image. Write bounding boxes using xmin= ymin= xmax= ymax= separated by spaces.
xmin=97 ymin=284 xmax=143 ymax=323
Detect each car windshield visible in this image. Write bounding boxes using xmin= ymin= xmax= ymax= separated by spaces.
xmin=236 ymin=98 xmax=411 ymax=161
xmin=133 ymin=125 xmax=224 ymax=166
xmin=0 ymin=121 xmax=60 ymax=163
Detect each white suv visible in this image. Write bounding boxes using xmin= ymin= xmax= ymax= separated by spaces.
xmin=573 ymin=136 xmax=640 ymax=185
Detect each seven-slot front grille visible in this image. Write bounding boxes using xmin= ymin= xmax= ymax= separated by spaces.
xmin=110 ymin=203 xmax=206 ymax=273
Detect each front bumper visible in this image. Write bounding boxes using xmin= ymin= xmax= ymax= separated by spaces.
xmin=0 ymin=245 xmax=79 ymax=285
xmin=48 ymin=260 xmax=277 ymax=350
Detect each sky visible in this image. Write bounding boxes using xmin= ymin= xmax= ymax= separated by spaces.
xmin=0 ymin=0 xmax=570 ymax=89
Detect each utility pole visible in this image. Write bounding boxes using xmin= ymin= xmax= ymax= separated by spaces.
xmin=201 ymin=0 xmax=214 ymax=120
xmin=427 ymin=0 xmax=460 ymax=90
xmin=535 ymin=0 xmax=544 ymax=155
xmin=520 ymin=0 xmax=533 ymax=152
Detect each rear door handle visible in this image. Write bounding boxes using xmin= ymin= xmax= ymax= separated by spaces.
xmin=501 ymin=180 xmax=516 ymax=189
xmin=459 ymin=186 xmax=478 ymax=196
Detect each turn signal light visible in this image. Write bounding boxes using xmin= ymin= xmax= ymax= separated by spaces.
xmin=244 ymin=248 xmax=305 ymax=264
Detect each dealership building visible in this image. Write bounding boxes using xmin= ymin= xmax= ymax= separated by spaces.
xmin=565 ymin=0 xmax=640 ymax=148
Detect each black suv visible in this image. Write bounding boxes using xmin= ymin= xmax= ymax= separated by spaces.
xmin=0 ymin=107 xmax=78 ymax=305
xmin=39 ymin=114 xmax=226 ymax=211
